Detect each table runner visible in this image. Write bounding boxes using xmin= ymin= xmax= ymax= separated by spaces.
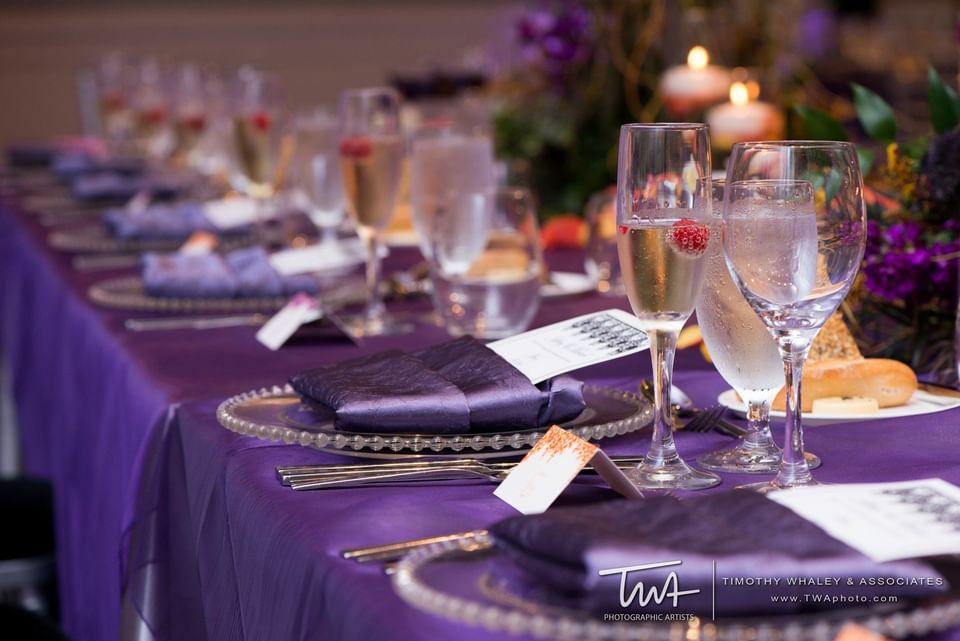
xmin=1 ymin=198 xmax=959 ymax=641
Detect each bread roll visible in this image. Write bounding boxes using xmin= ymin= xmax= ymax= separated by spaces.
xmin=771 ymin=358 xmax=917 ymax=412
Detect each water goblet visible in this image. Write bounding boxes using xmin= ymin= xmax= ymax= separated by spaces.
xmin=695 ymin=180 xmax=820 ymax=474
xmin=723 ymin=141 xmax=867 ymax=491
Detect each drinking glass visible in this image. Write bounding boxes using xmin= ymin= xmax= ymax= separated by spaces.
xmin=695 ymin=180 xmax=820 ymax=473
xmin=429 ymin=187 xmax=541 ymax=339
xmin=131 ymin=57 xmax=174 ymax=160
xmin=584 ymin=187 xmax=622 ymax=295
xmin=615 ymin=123 xmax=720 ymax=490
xmin=96 ymin=52 xmax=135 ymax=150
xmin=338 ymin=87 xmax=410 ymax=336
xmin=724 ymin=141 xmax=866 ymax=491
xmin=410 ymin=131 xmax=495 ymax=260
xmin=231 ymin=67 xmax=285 ymax=200
xmin=290 ymin=109 xmax=346 ymax=246
xmin=172 ymin=63 xmax=210 ymax=159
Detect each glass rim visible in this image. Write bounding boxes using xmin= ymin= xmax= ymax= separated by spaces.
xmin=731 ymin=140 xmax=855 ymax=150
xmin=620 ymin=122 xmax=708 ymax=131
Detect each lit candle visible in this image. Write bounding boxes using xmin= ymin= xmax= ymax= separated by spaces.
xmin=659 ymin=46 xmax=732 ymax=117
xmin=706 ymin=81 xmax=785 ymax=150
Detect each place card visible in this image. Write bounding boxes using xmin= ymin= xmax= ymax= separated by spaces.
xmin=494 ymin=426 xmax=642 ymax=514
xmin=488 ymin=308 xmax=649 ymax=384
xmin=203 ymin=197 xmax=261 ymax=230
xmin=768 ymin=478 xmax=960 ymax=562
xmin=269 ymin=239 xmax=366 ymax=276
xmin=178 ymin=231 xmax=219 ymax=255
xmin=255 ymin=293 xmax=322 ymax=351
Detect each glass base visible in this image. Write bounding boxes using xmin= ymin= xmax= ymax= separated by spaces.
xmin=697 ymin=448 xmax=821 ymax=475
xmin=624 ymin=458 xmax=721 ymax=491
xmin=345 ymin=314 xmax=415 ymax=338
xmin=737 ymin=477 xmax=822 ymax=494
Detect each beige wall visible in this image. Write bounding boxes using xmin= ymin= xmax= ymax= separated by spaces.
xmin=0 ymin=3 xmax=519 ymax=146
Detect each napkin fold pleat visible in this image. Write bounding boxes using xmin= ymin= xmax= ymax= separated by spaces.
xmin=490 ymin=490 xmax=947 ymax=616
xmin=289 ymin=336 xmax=586 ymax=434
xmin=142 ymin=247 xmax=318 ymax=298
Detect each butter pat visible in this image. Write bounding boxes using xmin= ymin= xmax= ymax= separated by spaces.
xmin=811 ymin=396 xmax=879 ymax=415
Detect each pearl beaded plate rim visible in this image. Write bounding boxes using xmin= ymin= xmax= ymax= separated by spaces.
xmin=89 ymin=275 xmax=364 ymax=314
xmin=49 ymin=223 xmax=251 ymax=254
xmin=215 ymin=383 xmax=652 ymax=459
xmin=392 ymin=532 xmax=960 ymax=641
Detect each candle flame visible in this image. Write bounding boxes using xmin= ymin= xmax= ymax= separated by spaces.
xmin=730 ymin=81 xmax=749 ymax=106
xmin=687 ymin=46 xmax=709 ymax=70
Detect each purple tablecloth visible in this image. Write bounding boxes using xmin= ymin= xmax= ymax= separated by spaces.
xmin=1 ymin=194 xmax=959 ymax=641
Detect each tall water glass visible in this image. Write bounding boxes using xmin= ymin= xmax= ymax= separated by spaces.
xmin=290 ymin=109 xmax=345 ymax=245
xmin=695 ymin=180 xmax=820 ymax=473
xmin=410 ymin=131 xmax=495 ymax=260
xmin=616 ymin=123 xmax=720 ymax=490
xmin=338 ymin=87 xmax=409 ymax=336
xmin=231 ymin=67 xmax=285 ymax=199
xmin=724 ymin=141 xmax=866 ymax=491
xmin=429 ymin=187 xmax=541 ymax=339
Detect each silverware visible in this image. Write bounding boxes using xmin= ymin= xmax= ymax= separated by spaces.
xmin=639 ymin=379 xmax=745 ymax=438
xmin=277 ymin=456 xmax=646 ymax=485
xmin=342 ymin=529 xmax=488 ymax=564
xmin=73 ymin=254 xmax=141 ymax=271
xmin=124 ymin=314 xmax=267 ymax=332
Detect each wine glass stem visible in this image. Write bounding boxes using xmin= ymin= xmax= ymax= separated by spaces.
xmin=361 ymin=228 xmax=385 ymax=324
xmin=775 ymin=338 xmax=813 ymax=486
xmin=743 ymin=400 xmax=775 ymax=449
xmin=645 ymin=329 xmax=680 ymax=466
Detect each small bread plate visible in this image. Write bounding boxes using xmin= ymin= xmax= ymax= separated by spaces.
xmin=718 ymin=388 xmax=960 ymax=427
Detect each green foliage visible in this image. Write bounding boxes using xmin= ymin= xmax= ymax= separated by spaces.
xmin=792 ymin=106 xmax=848 ymax=141
xmin=927 ymin=65 xmax=960 ymax=134
xmin=851 ymin=83 xmax=896 ymax=144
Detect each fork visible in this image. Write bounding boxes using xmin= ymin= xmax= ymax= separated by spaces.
xmin=677 ymin=406 xmax=746 ymax=438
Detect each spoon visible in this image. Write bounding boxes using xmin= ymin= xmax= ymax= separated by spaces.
xmin=639 ymin=379 xmax=696 ymax=417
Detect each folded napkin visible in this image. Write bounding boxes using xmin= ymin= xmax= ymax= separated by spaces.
xmin=289 ymin=336 xmax=586 ymax=434
xmin=51 ymin=152 xmax=143 ymax=179
xmin=491 ymin=491 xmax=947 ymax=617
xmin=72 ymin=173 xmax=179 ymax=202
xmin=142 ymin=247 xmax=318 ymax=298
xmin=104 ymin=202 xmax=219 ymax=240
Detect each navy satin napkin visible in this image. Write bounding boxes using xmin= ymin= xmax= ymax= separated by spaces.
xmin=142 ymin=247 xmax=318 ymax=298
xmin=7 ymin=144 xmax=57 ymax=167
xmin=288 ymin=336 xmax=586 ymax=434
xmin=490 ymin=491 xmax=947 ymax=617
xmin=104 ymin=202 xmax=223 ymax=240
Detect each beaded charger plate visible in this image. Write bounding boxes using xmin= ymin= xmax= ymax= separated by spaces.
xmin=215 ymin=384 xmax=652 ymax=459
xmin=392 ymin=532 xmax=960 ymax=641
xmin=49 ymin=223 xmax=251 ymax=254
xmin=89 ymin=275 xmax=364 ymax=313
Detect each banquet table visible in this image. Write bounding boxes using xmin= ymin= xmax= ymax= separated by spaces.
xmin=2 ymin=188 xmax=960 ymax=641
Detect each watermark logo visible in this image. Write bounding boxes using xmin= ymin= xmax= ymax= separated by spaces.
xmin=599 ymin=560 xmax=700 ymax=609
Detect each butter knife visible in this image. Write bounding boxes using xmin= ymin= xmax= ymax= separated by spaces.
xmin=125 ymin=314 xmax=267 ymax=332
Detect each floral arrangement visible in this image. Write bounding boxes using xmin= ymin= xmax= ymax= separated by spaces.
xmin=492 ymin=0 xmax=666 ymax=217
xmin=796 ymin=69 xmax=960 ymax=381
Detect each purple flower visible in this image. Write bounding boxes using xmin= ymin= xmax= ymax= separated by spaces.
xmin=795 ymin=8 xmax=836 ymax=59
xmin=515 ymin=2 xmax=593 ymax=83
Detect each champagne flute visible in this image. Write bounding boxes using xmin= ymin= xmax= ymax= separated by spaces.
xmin=338 ymin=87 xmax=410 ymax=336
xmin=616 ymin=123 xmax=720 ymax=490
xmin=695 ymin=180 xmax=820 ymax=473
xmin=723 ymin=142 xmax=866 ymax=491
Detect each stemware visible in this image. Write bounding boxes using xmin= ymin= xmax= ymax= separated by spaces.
xmin=338 ymin=87 xmax=410 ymax=336
xmin=723 ymin=141 xmax=866 ymax=491
xmin=95 ymin=52 xmax=135 ymax=150
xmin=289 ymin=109 xmax=346 ymax=246
xmin=131 ymin=57 xmax=174 ymax=160
xmin=429 ymin=186 xmax=540 ymax=339
xmin=695 ymin=180 xmax=820 ymax=473
xmin=615 ymin=123 xmax=720 ymax=490
xmin=172 ymin=63 xmax=209 ymax=160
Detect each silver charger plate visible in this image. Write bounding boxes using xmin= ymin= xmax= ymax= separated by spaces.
xmin=49 ymin=223 xmax=251 ymax=254
xmin=392 ymin=532 xmax=960 ymax=641
xmin=88 ymin=275 xmax=363 ymax=313
xmin=216 ymin=383 xmax=652 ymax=459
